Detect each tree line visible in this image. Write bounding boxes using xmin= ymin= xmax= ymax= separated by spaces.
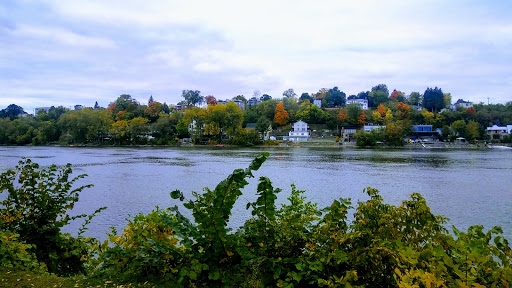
xmin=1 ymin=85 xmax=512 ymax=146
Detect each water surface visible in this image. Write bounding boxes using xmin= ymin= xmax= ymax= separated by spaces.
xmin=1 ymin=146 xmax=511 ymax=241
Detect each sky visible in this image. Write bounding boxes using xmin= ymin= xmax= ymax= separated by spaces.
xmin=1 ymin=0 xmax=512 ymax=113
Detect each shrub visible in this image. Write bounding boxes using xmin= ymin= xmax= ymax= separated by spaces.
xmin=355 ymin=130 xmax=378 ymax=147
xmin=232 ymin=129 xmax=262 ymax=146
xmin=91 ymin=153 xmax=512 ymax=287
xmin=93 ymin=208 xmax=186 ymax=284
xmin=0 ymin=231 xmax=45 ymax=272
xmin=0 ymin=158 xmax=106 ymax=276
xmin=262 ymin=139 xmax=279 ymax=145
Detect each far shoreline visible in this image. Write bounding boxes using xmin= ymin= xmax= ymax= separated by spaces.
xmin=2 ymin=140 xmax=509 ymax=150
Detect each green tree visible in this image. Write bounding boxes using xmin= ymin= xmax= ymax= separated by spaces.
xmin=423 ymin=87 xmax=445 ymax=112
xmin=182 ymin=90 xmax=204 ymax=106
xmin=368 ymin=90 xmax=389 ymax=108
xmin=443 ymin=93 xmax=452 ymax=108
xmin=113 ymin=94 xmax=140 ymax=116
xmin=299 ymin=93 xmax=313 ymax=103
xmin=441 ymin=125 xmax=452 ymax=139
xmin=151 ymin=112 xmax=181 ymax=144
xmin=466 ymin=120 xmax=479 ymax=140
xmin=205 ymin=102 xmax=244 ymax=142
xmin=0 ymin=104 xmax=25 ymax=120
xmin=326 ymin=86 xmax=346 ymax=108
xmin=58 ymin=109 xmax=113 ymax=144
xmin=355 ymin=130 xmax=379 ymax=147
xmin=371 ymin=83 xmax=389 ymax=96
xmin=282 ymin=97 xmax=299 ymax=122
xmin=260 ymin=94 xmax=272 ymax=101
xmin=9 ymin=117 xmax=38 ymax=145
xmin=409 ymin=91 xmax=422 ymax=106
xmin=256 ymin=116 xmax=272 ymax=134
xmin=128 ymin=117 xmax=150 ymax=144
xmin=232 ymin=95 xmax=247 ymax=105
xmin=451 ymin=119 xmax=467 ymax=138
xmin=346 ymin=103 xmax=362 ymax=126
xmin=282 ymin=88 xmax=297 ymax=98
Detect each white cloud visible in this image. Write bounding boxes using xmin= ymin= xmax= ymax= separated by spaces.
xmin=15 ymin=25 xmax=116 ymax=48
xmin=1 ymin=0 xmax=512 ymax=110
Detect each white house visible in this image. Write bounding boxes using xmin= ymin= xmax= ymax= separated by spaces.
xmin=288 ymin=120 xmax=311 ymax=141
xmin=248 ymin=97 xmax=260 ymax=106
xmin=217 ymin=99 xmax=245 ymax=110
xmin=34 ymin=107 xmax=51 ymax=115
xmin=487 ymin=124 xmax=512 ymax=140
xmin=313 ymin=99 xmax=322 ymax=108
xmin=451 ymin=99 xmax=473 ymax=111
xmin=346 ymin=98 xmax=369 ymax=110
xmin=363 ymin=125 xmax=385 ymax=132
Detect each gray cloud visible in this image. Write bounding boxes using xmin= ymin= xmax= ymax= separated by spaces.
xmin=1 ymin=0 xmax=512 ymax=112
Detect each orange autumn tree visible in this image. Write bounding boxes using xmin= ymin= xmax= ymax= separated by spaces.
xmin=377 ymin=104 xmax=387 ymax=117
xmin=274 ymin=102 xmax=289 ymax=125
xmin=337 ymin=107 xmax=348 ymax=122
xmin=396 ymin=102 xmax=412 ymax=120
xmin=358 ymin=110 xmax=367 ymax=125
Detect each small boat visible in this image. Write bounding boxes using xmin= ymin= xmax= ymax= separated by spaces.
xmin=215 ymin=144 xmax=224 ymax=147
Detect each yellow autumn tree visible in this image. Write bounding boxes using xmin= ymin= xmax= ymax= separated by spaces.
xmin=372 ymin=111 xmax=383 ymax=125
xmin=274 ymin=102 xmax=289 ymax=126
xmin=421 ymin=109 xmax=434 ymax=124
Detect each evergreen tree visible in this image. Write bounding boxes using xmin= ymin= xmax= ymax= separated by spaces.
xmin=423 ymin=87 xmax=444 ymax=112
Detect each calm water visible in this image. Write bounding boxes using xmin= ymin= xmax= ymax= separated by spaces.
xmin=1 ymin=146 xmax=511 ymax=241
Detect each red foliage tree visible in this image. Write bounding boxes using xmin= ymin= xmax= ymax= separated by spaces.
xmin=390 ymin=90 xmax=403 ymax=101
xmin=205 ymin=95 xmax=217 ymax=105
xmin=466 ymin=107 xmax=476 ymax=118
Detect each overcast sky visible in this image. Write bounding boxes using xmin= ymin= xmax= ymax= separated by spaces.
xmin=1 ymin=0 xmax=511 ymax=112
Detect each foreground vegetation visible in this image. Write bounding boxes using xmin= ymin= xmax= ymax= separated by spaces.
xmin=1 ymin=154 xmax=511 ymax=287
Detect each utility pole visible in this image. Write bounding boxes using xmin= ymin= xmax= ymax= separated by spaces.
xmin=487 ymin=97 xmax=490 ymax=105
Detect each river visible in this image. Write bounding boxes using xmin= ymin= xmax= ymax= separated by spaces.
xmin=1 ymin=146 xmax=511 ymax=241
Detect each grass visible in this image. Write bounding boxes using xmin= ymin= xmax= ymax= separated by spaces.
xmin=0 ymin=269 xmax=155 ymax=288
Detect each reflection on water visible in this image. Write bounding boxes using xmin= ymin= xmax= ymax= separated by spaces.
xmin=1 ymin=146 xmax=511 ymax=241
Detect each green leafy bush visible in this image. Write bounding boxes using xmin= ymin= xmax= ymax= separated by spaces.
xmin=232 ymin=129 xmax=263 ymax=146
xmin=355 ymin=130 xmax=379 ymax=147
xmin=0 ymin=158 xmax=106 ymax=276
xmin=93 ymin=208 xmax=186 ymax=283
xmin=90 ymin=153 xmax=512 ymax=287
xmin=0 ymin=231 xmax=45 ymax=272
xmin=6 ymin=154 xmax=511 ymax=287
